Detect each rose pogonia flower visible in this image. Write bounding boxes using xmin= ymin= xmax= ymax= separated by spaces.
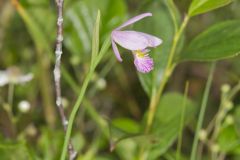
xmin=111 ymin=13 xmax=162 ymax=73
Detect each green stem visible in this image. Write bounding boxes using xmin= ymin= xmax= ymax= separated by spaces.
xmin=145 ymin=15 xmax=189 ymax=133
xmin=6 ymin=83 xmax=17 ymax=127
xmin=176 ymin=82 xmax=189 ymax=160
xmin=190 ymin=63 xmax=216 ymax=160
xmin=138 ymin=15 xmax=190 ymax=160
xmin=60 ymin=38 xmax=110 ymax=160
xmin=61 ymin=70 xmax=94 ymax=160
xmin=8 ymin=83 xmax=14 ymax=108
xmin=228 ymin=81 xmax=240 ymax=99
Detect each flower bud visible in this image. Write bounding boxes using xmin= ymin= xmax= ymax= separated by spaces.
xmin=18 ymin=100 xmax=31 ymax=113
xmin=211 ymin=144 xmax=219 ymax=153
xmin=225 ymin=115 xmax=234 ymax=125
xmin=223 ymin=101 xmax=233 ymax=111
xmin=199 ymin=129 xmax=207 ymax=141
xmin=96 ymin=78 xmax=106 ymax=90
xmin=25 ymin=124 xmax=37 ymax=136
xmin=221 ymin=84 xmax=230 ymax=93
xmin=218 ymin=110 xmax=225 ymax=120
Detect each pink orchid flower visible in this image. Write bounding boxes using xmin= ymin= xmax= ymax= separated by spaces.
xmin=111 ymin=13 xmax=162 ymax=73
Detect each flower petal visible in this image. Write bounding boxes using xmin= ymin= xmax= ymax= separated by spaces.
xmin=0 ymin=71 xmax=9 ymax=86
xmin=139 ymin=32 xmax=163 ymax=47
xmin=18 ymin=73 xmax=33 ymax=84
xmin=115 ymin=13 xmax=152 ymax=30
xmin=111 ymin=40 xmax=123 ymax=62
xmin=133 ymin=53 xmax=154 ymax=73
xmin=112 ymin=30 xmax=162 ymax=50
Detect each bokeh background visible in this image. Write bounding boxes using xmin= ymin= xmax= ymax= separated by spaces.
xmin=0 ymin=0 xmax=240 ymax=159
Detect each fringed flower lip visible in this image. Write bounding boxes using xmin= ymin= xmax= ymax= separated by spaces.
xmin=111 ymin=13 xmax=162 ymax=73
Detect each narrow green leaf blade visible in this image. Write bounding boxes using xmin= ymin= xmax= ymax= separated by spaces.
xmin=64 ymin=0 xmax=126 ymax=63
xmin=217 ymin=125 xmax=240 ymax=153
xmin=189 ymin=0 xmax=232 ymax=17
xmin=91 ymin=10 xmax=100 ymax=67
xmin=180 ymin=20 xmax=240 ymax=61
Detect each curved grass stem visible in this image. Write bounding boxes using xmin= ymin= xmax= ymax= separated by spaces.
xmin=60 ymin=38 xmax=110 ymax=160
xmin=190 ymin=63 xmax=216 ymax=160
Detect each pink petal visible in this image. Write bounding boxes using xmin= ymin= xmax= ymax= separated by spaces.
xmin=112 ymin=30 xmax=162 ymax=51
xmin=111 ymin=39 xmax=123 ymax=62
xmin=115 ymin=13 xmax=152 ymax=30
xmin=139 ymin=32 xmax=163 ymax=47
xmin=134 ymin=53 xmax=154 ymax=73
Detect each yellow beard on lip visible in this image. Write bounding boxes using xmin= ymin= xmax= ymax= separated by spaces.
xmin=134 ymin=50 xmax=145 ymax=58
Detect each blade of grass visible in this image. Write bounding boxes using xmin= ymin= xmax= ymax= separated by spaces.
xmin=90 ymin=10 xmax=100 ymax=69
xmin=176 ymin=81 xmax=189 ymax=160
xmin=190 ymin=62 xmax=216 ymax=160
xmin=60 ymin=37 xmax=111 ymax=160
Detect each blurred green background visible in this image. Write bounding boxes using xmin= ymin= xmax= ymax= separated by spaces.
xmin=0 ymin=0 xmax=240 ymax=159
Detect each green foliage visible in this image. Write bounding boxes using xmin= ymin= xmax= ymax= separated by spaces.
xmin=17 ymin=0 xmax=53 ymax=54
xmin=91 ymin=10 xmax=100 ymax=68
xmin=148 ymin=93 xmax=196 ymax=159
xmin=0 ymin=141 xmax=33 ymax=160
xmin=217 ymin=125 xmax=240 ymax=153
xmin=64 ymin=0 xmax=126 ymax=63
xmin=180 ymin=21 xmax=240 ymax=61
xmin=38 ymin=128 xmax=65 ymax=160
xmin=234 ymin=105 xmax=240 ymax=135
xmin=111 ymin=118 xmax=140 ymax=134
xmin=114 ymin=138 xmax=137 ymax=160
xmin=188 ymin=0 xmax=233 ymax=17
xmin=135 ymin=1 xmax=180 ymax=96
xmin=108 ymin=118 xmax=140 ymax=152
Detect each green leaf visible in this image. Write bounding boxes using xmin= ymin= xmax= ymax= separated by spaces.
xmin=38 ymin=128 xmax=65 ymax=160
xmin=148 ymin=93 xmax=197 ymax=159
xmin=0 ymin=140 xmax=34 ymax=160
xmin=115 ymin=139 xmax=137 ymax=160
xmin=217 ymin=125 xmax=240 ymax=153
xmin=111 ymin=118 xmax=140 ymax=134
xmin=91 ymin=10 xmax=100 ymax=68
xmin=180 ymin=20 xmax=240 ymax=61
xmin=234 ymin=105 xmax=240 ymax=135
xmin=188 ymin=0 xmax=232 ymax=17
xmin=109 ymin=118 xmax=140 ymax=143
xmin=108 ymin=118 xmax=140 ymax=153
xmin=135 ymin=1 xmax=181 ymax=96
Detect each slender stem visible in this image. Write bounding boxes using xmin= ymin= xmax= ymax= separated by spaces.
xmin=190 ymin=63 xmax=216 ymax=160
xmin=54 ymin=0 xmax=76 ymax=159
xmin=60 ymin=38 xmax=110 ymax=160
xmin=138 ymin=15 xmax=190 ymax=160
xmin=61 ymin=69 xmax=94 ymax=160
xmin=176 ymin=82 xmax=189 ymax=160
xmin=228 ymin=81 xmax=240 ymax=99
xmin=7 ymin=83 xmax=17 ymax=131
xmin=8 ymin=83 xmax=14 ymax=108
xmin=145 ymin=15 xmax=189 ymax=133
